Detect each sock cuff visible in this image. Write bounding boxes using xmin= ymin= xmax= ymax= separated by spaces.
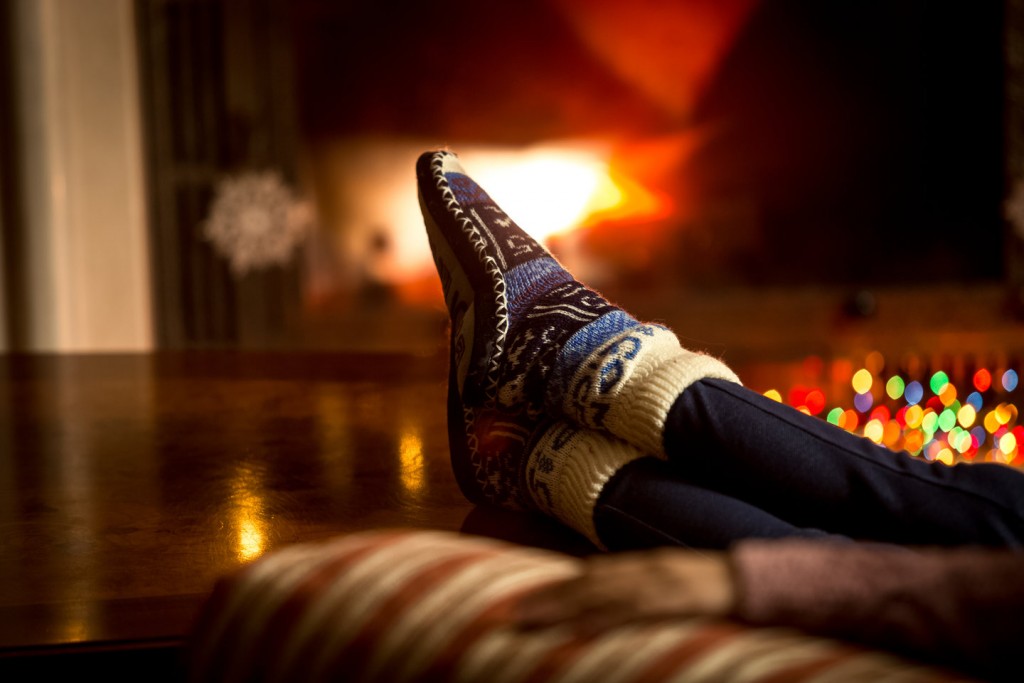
xmin=607 ymin=349 xmax=740 ymax=456
xmin=558 ymin=326 xmax=740 ymax=457
xmin=524 ymin=424 xmax=646 ymax=548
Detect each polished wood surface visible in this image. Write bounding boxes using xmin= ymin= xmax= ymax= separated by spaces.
xmin=0 ymin=352 xmax=589 ymax=664
xmin=5 ymin=342 xmax=1022 ymax=675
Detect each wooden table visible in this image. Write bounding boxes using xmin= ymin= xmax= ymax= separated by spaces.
xmin=0 ymin=352 xmax=588 ymax=680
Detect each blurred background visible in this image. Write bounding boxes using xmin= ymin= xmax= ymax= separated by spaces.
xmin=2 ymin=0 xmax=1024 ymax=462
xmin=0 ymin=0 xmax=1019 ymax=352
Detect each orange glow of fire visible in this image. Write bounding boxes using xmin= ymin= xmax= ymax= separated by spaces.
xmin=553 ymin=0 xmax=759 ymax=119
xmin=458 ymin=145 xmax=668 ymax=244
xmin=591 ymin=165 xmax=674 ymax=226
xmin=390 ymin=143 xmax=675 ymax=307
xmin=307 ymin=138 xmax=680 ymax=310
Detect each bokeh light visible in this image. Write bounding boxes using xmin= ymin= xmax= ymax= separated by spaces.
xmin=894 ymin=405 xmax=908 ymax=426
xmin=882 ymin=421 xmax=901 ymax=448
xmin=864 ymin=419 xmax=884 ymax=444
xmin=885 ymin=376 xmax=905 ymax=400
xmin=974 ymin=369 xmax=992 ymax=392
xmin=870 ymin=406 xmax=891 ymax=422
xmin=957 ymin=404 xmax=977 ymax=428
xmin=995 ymin=403 xmax=1016 ymax=426
xmin=1003 ymin=370 xmax=1019 ymax=392
xmin=852 ymin=369 xmax=873 ymax=395
xmin=922 ymin=411 xmax=939 ymax=434
xmin=1000 ymin=432 xmax=1018 ymax=455
xmin=904 ymin=404 xmax=924 ymax=428
xmin=757 ymin=356 xmax=1021 ymax=467
xmin=804 ymin=389 xmax=825 ymax=415
xmin=966 ymin=391 xmax=983 ymax=411
xmin=853 ymin=391 xmax=873 ymax=413
xmin=904 ymin=430 xmax=924 ymax=454
xmin=905 ymin=381 xmax=924 ymax=405
xmin=985 ymin=410 xmax=1001 ymax=434
xmin=788 ymin=386 xmax=809 ymax=407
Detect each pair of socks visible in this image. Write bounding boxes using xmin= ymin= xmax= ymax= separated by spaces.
xmin=417 ymin=150 xmax=738 ymax=546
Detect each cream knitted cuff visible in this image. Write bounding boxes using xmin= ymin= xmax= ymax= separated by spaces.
xmin=556 ymin=326 xmax=740 ymax=457
xmin=524 ymin=422 xmax=647 ymax=548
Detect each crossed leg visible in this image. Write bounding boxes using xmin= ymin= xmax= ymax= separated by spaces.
xmin=417 ymin=149 xmax=1024 ymax=550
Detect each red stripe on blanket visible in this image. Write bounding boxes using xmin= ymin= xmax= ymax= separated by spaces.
xmin=319 ymin=547 xmax=504 ymax=682
xmin=418 ymin=582 xmax=558 ymax=682
xmin=234 ymin=534 xmax=410 ymax=682
xmin=190 ymin=531 xmax=408 ymax=683
xmin=632 ymin=620 xmax=749 ymax=681
xmin=751 ymin=646 xmax=866 ymax=683
xmin=515 ymin=629 xmax=612 ymax=682
xmin=757 ymin=651 xmax=970 ymax=683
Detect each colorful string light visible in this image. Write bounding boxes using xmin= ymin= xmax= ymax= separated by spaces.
xmin=762 ymin=354 xmax=1022 ymax=467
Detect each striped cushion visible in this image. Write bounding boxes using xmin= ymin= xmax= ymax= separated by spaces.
xmin=189 ymin=530 xmax=975 ymax=683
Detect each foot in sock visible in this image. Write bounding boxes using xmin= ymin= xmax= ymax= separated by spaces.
xmin=417 ymin=150 xmax=737 ymax=514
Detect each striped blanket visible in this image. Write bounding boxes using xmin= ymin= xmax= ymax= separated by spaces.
xmin=189 ymin=529 xmax=975 ymax=683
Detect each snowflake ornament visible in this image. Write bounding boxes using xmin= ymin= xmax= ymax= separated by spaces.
xmin=203 ymin=170 xmax=313 ymax=275
xmin=1005 ymin=178 xmax=1024 ymax=242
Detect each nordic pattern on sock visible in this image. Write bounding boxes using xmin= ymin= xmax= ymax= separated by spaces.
xmin=549 ymin=320 xmax=665 ymax=426
xmin=421 ymin=151 xmax=560 ymax=508
xmin=420 ymin=151 xmax=649 ymax=509
xmin=445 ymin=172 xmax=549 ymax=275
xmin=423 ymin=151 xmax=632 ymax=507
xmin=556 ymin=325 xmax=741 ymax=457
xmin=424 ymin=158 xmax=508 ymax=403
xmin=524 ymin=421 xmax=580 ymax=514
xmin=544 ymin=310 xmax=655 ymax=412
xmin=459 ymin=403 xmax=548 ymax=508
xmin=498 ymin=279 xmax=625 ymax=415
xmin=525 ymin=421 xmax=648 ymax=546
xmin=425 ymin=156 xmax=551 ymax=404
xmin=427 ymin=152 xmax=644 ymax=409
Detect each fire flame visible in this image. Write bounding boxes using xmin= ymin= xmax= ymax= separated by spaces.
xmin=308 ymin=138 xmax=677 ymax=308
xmin=456 ymin=143 xmax=675 ymax=244
xmin=457 ymin=147 xmax=626 ymax=243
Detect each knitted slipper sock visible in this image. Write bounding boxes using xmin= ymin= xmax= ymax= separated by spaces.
xmin=524 ymin=422 xmax=647 ymax=547
xmin=417 ymin=150 xmax=738 ymax=510
xmin=455 ymin=404 xmax=645 ymax=545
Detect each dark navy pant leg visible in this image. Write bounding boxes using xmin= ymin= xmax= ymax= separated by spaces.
xmin=593 ymin=457 xmax=838 ymax=550
xmin=662 ymin=378 xmax=1024 ymax=547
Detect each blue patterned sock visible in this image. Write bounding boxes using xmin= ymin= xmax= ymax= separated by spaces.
xmin=417 ymin=150 xmax=739 ymax=513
